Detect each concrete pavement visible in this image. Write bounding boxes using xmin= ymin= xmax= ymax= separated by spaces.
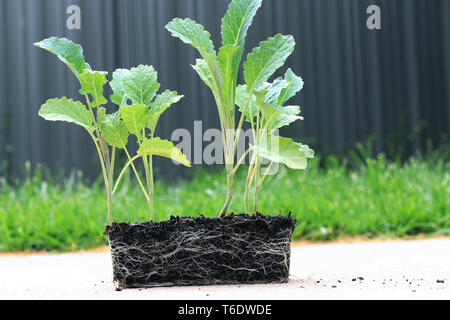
xmin=0 ymin=238 xmax=449 ymax=299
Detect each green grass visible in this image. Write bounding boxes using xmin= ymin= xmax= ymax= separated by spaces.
xmin=0 ymin=151 xmax=449 ymax=252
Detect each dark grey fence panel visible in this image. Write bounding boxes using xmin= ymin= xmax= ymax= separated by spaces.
xmin=0 ymin=0 xmax=449 ymax=180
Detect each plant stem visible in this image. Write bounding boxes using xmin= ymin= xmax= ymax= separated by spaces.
xmin=230 ymin=148 xmax=250 ymax=176
xmin=244 ymin=119 xmax=259 ymax=214
xmin=107 ymin=187 xmax=112 ymax=223
xmin=141 ymin=152 xmax=152 ymax=217
xmin=148 ymin=154 xmax=154 ymax=221
xmin=218 ymin=94 xmax=253 ymax=217
xmin=86 ymin=130 xmax=112 ymax=221
xmin=253 ymin=156 xmax=261 ymax=213
xmin=123 ymin=148 xmax=150 ymax=202
xmin=87 ymin=131 xmax=109 ymax=190
xmin=244 ymin=160 xmax=255 ymax=214
xmin=112 ymin=155 xmax=140 ymax=195
xmin=83 ymin=94 xmax=113 ymax=222
xmin=245 ymin=154 xmax=259 ymax=211
xmin=232 ymin=95 xmax=251 ymax=152
xmin=146 ymin=128 xmax=156 ymax=221
xmin=256 ymin=161 xmax=273 ymax=190
xmin=109 ymin=147 xmax=116 ymax=186
xmin=217 ymin=105 xmax=229 ymax=162
xmin=219 ymin=173 xmax=234 ymax=218
xmin=106 ymin=147 xmax=115 ymax=222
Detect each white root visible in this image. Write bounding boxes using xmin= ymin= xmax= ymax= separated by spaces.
xmin=106 ymin=215 xmax=296 ymax=288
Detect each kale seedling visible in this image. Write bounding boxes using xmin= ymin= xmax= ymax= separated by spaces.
xmin=166 ymin=0 xmax=313 ymax=216
xmin=236 ymin=70 xmax=314 ymax=213
xmin=35 ymin=37 xmax=190 ymax=222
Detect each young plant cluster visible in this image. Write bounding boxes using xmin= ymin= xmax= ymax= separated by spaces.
xmin=36 ymin=0 xmax=314 ymax=221
xmin=166 ymin=0 xmax=314 ymax=216
xmin=35 ymin=37 xmax=190 ymax=222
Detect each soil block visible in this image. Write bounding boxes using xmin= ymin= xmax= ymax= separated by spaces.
xmin=104 ymin=213 xmax=296 ymax=288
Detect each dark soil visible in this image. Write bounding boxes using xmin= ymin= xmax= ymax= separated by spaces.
xmin=104 ymin=213 xmax=296 ymax=288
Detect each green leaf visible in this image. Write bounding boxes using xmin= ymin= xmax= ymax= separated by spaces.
xmin=251 ymin=136 xmax=314 ymax=170
xmin=34 ymin=37 xmax=89 ymax=76
xmin=204 ymin=53 xmax=224 ymax=97
xmin=138 ymin=137 xmax=191 ymax=167
xmin=220 ymin=0 xmax=262 ymax=109
xmin=278 ymin=68 xmax=304 ymax=105
xmin=254 ymin=87 xmax=286 ymax=123
xmin=166 ymin=18 xmax=216 ymax=57
xmin=261 ymin=78 xmax=290 ymax=105
xmin=119 ymin=104 xmax=149 ymax=140
xmin=97 ymin=107 xmax=107 ymax=130
xmin=148 ymin=90 xmax=184 ymax=131
xmin=260 ymin=103 xmax=286 ymax=125
xmin=192 ymin=59 xmax=215 ymax=91
xmin=236 ymin=84 xmax=258 ymax=124
xmin=243 ymin=34 xmax=295 ymax=92
xmin=79 ymin=70 xmax=108 ymax=108
xmin=191 ymin=59 xmax=223 ymax=99
xmin=167 ymin=18 xmax=223 ymax=102
xmin=38 ymin=97 xmax=94 ymax=132
xmin=221 ymin=0 xmax=262 ymax=49
xmin=270 ymin=109 xmax=303 ymax=132
xmin=281 ymin=105 xmax=301 ymax=115
xmin=150 ymin=90 xmax=184 ymax=115
xmin=218 ymin=44 xmax=239 ymax=107
xmin=110 ymin=69 xmax=131 ymax=106
xmin=122 ymin=65 xmax=160 ymax=106
xmin=253 ymin=85 xmax=299 ymax=128
xmin=236 ymin=79 xmax=294 ymax=129
xmin=101 ymin=112 xmax=129 ymax=149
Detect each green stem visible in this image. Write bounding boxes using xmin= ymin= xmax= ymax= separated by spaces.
xmin=141 ymin=152 xmax=152 ymax=217
xmin=216 ymin=104 xmax=229 ymax=164
xmin=232 ymin=95 xmax=251 ymax=153
xmin=107 ymin=147 xmax=115 ymax=222
xmin=230 ymin=148 xmax=250 ymax=177
xmin=112 ymin=155 xmax=140 ymax=195
xmin=109 ymin=147 xmax=116 ymax=186
xmin=147 ymin=128 xmax=156 ymax=221
xmin=244 ymin=112 xmax=259 ymax=214
xmin=84 ymin=94 xmax=113 ymax=222
xmin=217 ymin=94 xmax=253 ymax=217
xmin=245 ymin=154 xmax=259 ymax=212
xmin=256 ymin=161 xmax=273 ymax=190
xmin=123 ymin=148 xmax=150 ymax=202
xmin=244 ymin=160 xmax=255 ymax=214
xmin=219 ymin=173 xmax=234 ymax=218
xmin=148 ymin=154 xmax=154 ymax=221
xmin=87 ymin=130 xmax=109 ymax=190
xmin=253 ymin=156 xmax=261 ymax=213
xmin=87 ymin=130 xmax=112 ymax=221
xmin=107 ymin=187 xmax=112 ymax=223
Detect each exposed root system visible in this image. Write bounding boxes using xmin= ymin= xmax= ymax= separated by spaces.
xmin=105 ymin=213 xmax=296 ymax=288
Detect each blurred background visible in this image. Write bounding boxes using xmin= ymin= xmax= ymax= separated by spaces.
xmin=0 ymin=0 xmax=449 ymax=251
xmin=1 ymin=0 xmax=449 ymax=179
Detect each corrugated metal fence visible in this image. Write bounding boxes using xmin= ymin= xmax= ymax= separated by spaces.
xmin=0 ymin=0 xmax=449 ymax=179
